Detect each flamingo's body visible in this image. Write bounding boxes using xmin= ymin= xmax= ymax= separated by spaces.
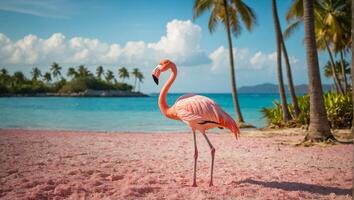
xmin=173 ymin=94 xmax=239 ymax=136
xmin=152 ymin=59 xmax=240 ymax=187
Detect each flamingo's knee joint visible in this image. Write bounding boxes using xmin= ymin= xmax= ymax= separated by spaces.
xmin=211 ymin=148 xmax=215 ymax=156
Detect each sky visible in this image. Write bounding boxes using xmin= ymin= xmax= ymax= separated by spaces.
xmin=0 ymin=0 xmax=344 ymax=93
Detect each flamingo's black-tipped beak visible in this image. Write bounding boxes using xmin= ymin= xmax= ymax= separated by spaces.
xmin=152 ymin=65 xmax=161 ymax=85
xmin=152 ymin=75 xmax=159 ymax=85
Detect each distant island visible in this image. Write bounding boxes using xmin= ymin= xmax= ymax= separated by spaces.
xmin=238 ymin=83 xmax=333 ymax=94
xmin=0 ymin=63 xmax=148 ymax=97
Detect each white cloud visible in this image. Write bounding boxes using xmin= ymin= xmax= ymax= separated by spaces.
xmin=249 ymin=51 xmax=276 ymax=69
xmin=0 ymin=19 xmax=209 ymax=68
xmin=209 ymin=46 xmax=298 ymax=73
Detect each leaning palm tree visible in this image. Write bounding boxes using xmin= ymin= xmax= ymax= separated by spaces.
xmin=193 ymin=0 xmax=256 ymax=124
xmin=50 ymin=62 xmax=62 ymax=82
xmin=78 ymin=65 xmax=92 ymax=78
xmin=272 ymin=0 xmax=292 ymax=122
xmin=274 ymin=0 xmax=301 ymax=117
xmin=43 ymin=72 xmax=52 ymax=83
xmin=131 ymin=68 xmax=140 ymax=91
xmin=31 ymin=67 xmax=42 ymax=82
xmin=67 ymin=67 xmax=78 ymax=80
xmin=105 ymin=70 xmax=115 ymax=84
xmin=324 ymin=60 xmax=350 ymax=90
xmin=118 ymin=67 xmax=130 ymax=83
xmin=137 ymin=71 xmax=144 ymax=92
xmin=303 ymin=0 xmax=333 ymax=142
xmin=96 ymin=66 xmax=104 ymax=80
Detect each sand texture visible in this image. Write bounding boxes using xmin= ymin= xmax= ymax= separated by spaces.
xmin=0 ymin=128 xmax=352 ymax=200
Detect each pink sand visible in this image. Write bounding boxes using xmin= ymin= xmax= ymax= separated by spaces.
xmin=0 ymin=128 xmax=352 ymax=200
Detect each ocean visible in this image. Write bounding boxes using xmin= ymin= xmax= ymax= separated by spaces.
xmin=0 ymin=93 xmax=284 ymax=132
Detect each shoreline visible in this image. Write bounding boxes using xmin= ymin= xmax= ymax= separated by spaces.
xmin=0 ymin=89 xmax=149 ymax=98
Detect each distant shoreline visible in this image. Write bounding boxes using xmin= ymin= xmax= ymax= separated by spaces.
xmin=0 ymin=89 xmax=148 ymax=97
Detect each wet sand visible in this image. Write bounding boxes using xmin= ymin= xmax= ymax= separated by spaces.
xmin=0 ymin=128 xmax=352 ymax=200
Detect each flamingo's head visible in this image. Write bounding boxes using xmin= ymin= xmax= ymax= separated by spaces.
xmin=152 ymin=59 xmax=175 ymax=85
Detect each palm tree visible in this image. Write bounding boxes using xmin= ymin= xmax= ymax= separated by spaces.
xmin=50 ymin=62 xmax=62 ymax=81
xmin=96 ymin=66 xmax=104 ymax=80
xmin=273 ymin=0 xmax=301 ymax=117
xmin=339 ymin=51 xmax=349 ymax=92
xmin=136 ymin=71 xmax=144 ymax=92
xmin=0 ymin=68 xmax=8 ymax=76
xmin=193 ymin=0 xmax=256 ymax=124
xmin=67 ymin=67 xmax=78 ymax=80
xmin=285 ymin=0 xmax=350 ymax=94
xmin=0 ymin=68 xmax=10 ymax=84
xmin=43 ymin=72 xmax=52 ymax=83
xmin=31 ymin=67 xmax=42 ymax=82
xmin=105 ymin=70 xmax=115 ymax=83
xmin=131 ymin=68 xmax=141 ymax=91
xmin=78 ymin=65 xmax=92 ymax=78
xmin=118 ymin=67 xmax=130 ymax=83
xmin=272 ymin=0 xmax=292 ymax=122
xmin=12 ymin=71 xmax=26 ymax=85
xmin=324 ymin=60 xmax=350 ymax=90
xmin=303 ymin=0 xmax=333 ymax=141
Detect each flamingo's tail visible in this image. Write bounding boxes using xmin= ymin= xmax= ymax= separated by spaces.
xmin=219 ymin=110 xmax=240 ymax=140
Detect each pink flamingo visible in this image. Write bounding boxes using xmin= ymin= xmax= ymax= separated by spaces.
xmin=152 ymin=59 xmax=240 ymax=187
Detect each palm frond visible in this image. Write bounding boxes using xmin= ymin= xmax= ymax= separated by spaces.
xmin=227 ymin=6 xmax=241 ymax=37
xmin=283 ymin=18 xmax=302 ymax=39
xmin=286 ymin=0 xmax=303 ymax=22
xmin=193 ymin=0 xmax=213 ymax=20
xmin=231 ymin=0 xmax=256 ymax=31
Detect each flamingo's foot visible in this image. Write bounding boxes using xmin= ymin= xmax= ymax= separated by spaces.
xmin=209 ymin=182 xmax=214 ymax=187
xmin=192 ymin=183 xmax=197 ymax=187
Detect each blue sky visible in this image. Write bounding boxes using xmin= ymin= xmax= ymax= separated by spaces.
xmin=0 ymin=0 xmax=342 ymax=93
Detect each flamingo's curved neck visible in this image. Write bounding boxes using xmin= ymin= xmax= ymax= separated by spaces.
xmin=159 ymin=65 xmax=177 ymax=118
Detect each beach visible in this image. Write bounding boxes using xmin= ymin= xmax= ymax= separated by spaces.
xmin=0 ymin=128 xmax=352 ymax=200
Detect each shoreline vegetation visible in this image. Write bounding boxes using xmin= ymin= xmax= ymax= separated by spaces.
xmin=0 ymin=89 xmax=147 ymax=97
xmin=0 ymin=63 xmax=148 ymax=97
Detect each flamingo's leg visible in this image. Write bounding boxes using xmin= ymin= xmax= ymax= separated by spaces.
xmin=202 ymin=132 xmax=215 ymax=186
xmin=192 ymin=129 xmax=198 ymax=187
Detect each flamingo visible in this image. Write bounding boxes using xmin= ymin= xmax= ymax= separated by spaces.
xmin=152 ymin=59 xmax=240 ymax=187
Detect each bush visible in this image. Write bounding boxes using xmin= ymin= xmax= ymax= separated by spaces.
xmin=9 ymin=82 xmax=50 ymax=94
xmin=261 ymin=92 xmax=353 ymax=129
xmin=113 ymin=82 xmax=133 ymax=91
xmin=59 ymin=78 xmax=133 ymax=93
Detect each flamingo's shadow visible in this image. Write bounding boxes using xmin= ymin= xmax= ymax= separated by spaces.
xmin=237 ymin=178 xmax=352 ymax=196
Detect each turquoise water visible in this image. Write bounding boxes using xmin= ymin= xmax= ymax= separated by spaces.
xmin=0 ymin=94 xmax=283 ymax=132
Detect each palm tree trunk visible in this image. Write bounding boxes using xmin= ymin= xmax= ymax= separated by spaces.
xmin=272 ymin=0 xmax=292 ymax=122
xmin=324 ymin=39 xmax=344 ymax=94
xmin=223 ymin=0 xmax=245 ymax=123
xmin=281 ymin=41 xmax=301 ymax=117
xmin=339 ymin=51 xmax=348 ymax=93
xmin=274 ymin=1 xmax=300 ymax=117
xmin=303 ymin=0 xmax=333 ymax=141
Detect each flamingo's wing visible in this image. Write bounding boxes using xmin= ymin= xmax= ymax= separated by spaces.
xmin=174 ymin=94 xmax=214 ymax=122
xmin=174 ymin=95 xmax=240 ymax=139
